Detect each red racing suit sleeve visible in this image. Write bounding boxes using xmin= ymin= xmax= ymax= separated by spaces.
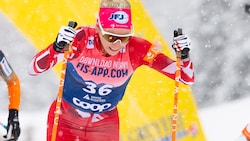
xmin=28 ymin=27 xmax=86 ymax=75
xmin=129 ymin=37 xmax=194 ymax=85
xmin=28 ymin=44 xmax=64 ymax=75
xmin=151 ymin=53 xmax=194 ymax=85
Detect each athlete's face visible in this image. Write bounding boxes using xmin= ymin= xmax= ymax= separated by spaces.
xmin=97 ymin=21 xmax=133 ymax=56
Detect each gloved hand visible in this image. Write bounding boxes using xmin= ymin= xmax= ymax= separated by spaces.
xmin=53 ymin=25 xmax=76 ymax=52
xmin=172 ymin=34 xmax=191 ymax=59
xmin=3 ymin=109 xmax=20 ymax=141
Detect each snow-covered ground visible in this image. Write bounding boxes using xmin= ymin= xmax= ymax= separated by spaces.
xmin=199 ymin=97 xmax=250 ymax=141
xmin=1 ymin=97 xmax=250 ymax=141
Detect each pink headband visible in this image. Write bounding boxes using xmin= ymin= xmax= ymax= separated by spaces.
xmin=98 ymin=8 xmax=132 ymax=29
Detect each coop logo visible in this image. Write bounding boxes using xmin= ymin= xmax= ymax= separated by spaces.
xmin=73 ymin=97 xmax=112 ymax=112
xmin=108 ymin=11 xmax=129 ymax=24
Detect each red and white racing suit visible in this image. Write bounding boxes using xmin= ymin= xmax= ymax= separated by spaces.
xmin=28 ymin=26 xmax=194 ymax=141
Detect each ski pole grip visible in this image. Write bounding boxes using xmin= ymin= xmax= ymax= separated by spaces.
xmin=174 ymin=28 xmax=190 ymax=57
xmin=68 ymin=21 xmax=77 ymax=28
xmin=58 ymin=21 xmax=78 ymax=47
xmin=174 ymin=28 xmax=183 ymax=58
xmin=58 ymin=21 xmax=77 ymax=47
xmin=174 ymin=28 xmax=182 ymax=37
xmin=60 ymin=21 xmax=78 ymax=51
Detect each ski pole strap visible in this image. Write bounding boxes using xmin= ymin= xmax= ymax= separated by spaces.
xmin=0 ymin=121 xmax=7 ymax=129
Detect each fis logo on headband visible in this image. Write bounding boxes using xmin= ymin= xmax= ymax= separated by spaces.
xmin=108 ymin=11 xmax=129 ymax=24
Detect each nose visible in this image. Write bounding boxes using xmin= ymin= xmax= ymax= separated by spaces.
xmin=112 ymin=39 xmax=122 ymax=45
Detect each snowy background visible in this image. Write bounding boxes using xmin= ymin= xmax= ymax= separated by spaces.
xmin=1 ymin=0 xmax=250 ymax=141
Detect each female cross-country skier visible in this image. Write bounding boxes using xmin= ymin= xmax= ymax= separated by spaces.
xmin=28 ymin=0 xmax=194 ymax=140
xmin=0 ymin=50 xmax=21 ymax=141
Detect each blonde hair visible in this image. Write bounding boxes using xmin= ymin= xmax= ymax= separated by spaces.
xmin=100 ymin=0 xmax=131 ymax=9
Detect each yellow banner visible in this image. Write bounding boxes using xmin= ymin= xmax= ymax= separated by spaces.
xmin=0 ymin=0 xmax=206 ymax=140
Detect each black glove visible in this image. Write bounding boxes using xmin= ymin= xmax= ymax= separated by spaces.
xmin=3 ymin=109 xmax=20 ymax=141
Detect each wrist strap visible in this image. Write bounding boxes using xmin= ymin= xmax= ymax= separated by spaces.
xmin=53 ymin=42 xmax=64 ymax=53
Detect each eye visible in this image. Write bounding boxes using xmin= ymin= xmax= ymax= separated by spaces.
xmin=108 ymin=36 xmax=114 ymax=40
xmin=107 ymin=36 xmax=118 ymax=42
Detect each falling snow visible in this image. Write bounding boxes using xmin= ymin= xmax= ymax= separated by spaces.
xmin=0 ymin=0 xmax=250 ymax=141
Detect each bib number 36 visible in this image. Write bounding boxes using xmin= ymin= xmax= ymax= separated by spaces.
xmin=83 ymin=81 xmax=113 ymax=96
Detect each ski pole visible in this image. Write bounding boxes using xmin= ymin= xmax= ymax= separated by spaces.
xmin=0 ymin=121 xmax=7 ymax=129
xmin=51 ymin=21 xmax=77 ymax=141
xmin=171 ymin=28 xmax=182 ymax=141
